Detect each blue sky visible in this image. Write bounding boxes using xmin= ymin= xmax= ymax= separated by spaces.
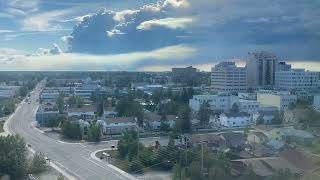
xmin=0 ymin=0 xmax=319 ymax=71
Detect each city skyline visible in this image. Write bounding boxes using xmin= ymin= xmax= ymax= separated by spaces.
xmin=0 ymin=0 xmax=320 ymax=71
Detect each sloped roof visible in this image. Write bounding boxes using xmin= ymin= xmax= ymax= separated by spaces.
xmin=105 ymin=117 xmax=136 ymax=124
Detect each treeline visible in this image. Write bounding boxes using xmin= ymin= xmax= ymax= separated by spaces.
xmin=114 ymin=130 xmax=299 ymax=180
xmin=0 ymin=135 xmax=47 ymax=180
xmin=116 ymin=130 xmax=176 ymax=173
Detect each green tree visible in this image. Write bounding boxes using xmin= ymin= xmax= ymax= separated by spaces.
xmin=90 ymin=91 xmax=97 ymax=102
xmin=115 ymin=98 xmax=144 ymax=126
xmin=67 ymin=96 xmax=84 ymax=108
xmin=57 ymin=173 xmax=64 ymax=180
xmin=117 ymin=139 xmax=129 ymax=159
xmin=56 ymin=94 xmax=65 ymax=114
xmin=231 ymin=103 xmax=240 ymax=113
xmin=88 ymin=122 xmax=102 ymax=142
xmin=0 ymin=106 xmax=5 ymax=117
xmin=178 ymin=105 xmax=191 ymax=133
xmin=61 ymin=120 xmax=82 ymax=139
xmin=272 ymin=111 xmax=283 ymax=125
xmin=198 ymin=102 xmax=210 ymax=128
xmin=269 ymin=168 xmax=298 ymax=180
xmin=19 ymin=85 xmax=29 ymax=97
xmin=117 ymin=130 xmax=143 ymax=160
xmin=30 ymin=152 xmax=47 ymax=173
xmin=128 ymin=158 xmax=143 ymax=173
xmin=47 ymin=116 xmax=61 ymax=128
xmin=238 ymin=165 xmax=259 ymax=180
xmin=0 ymin=135 xmax=28 ymax=179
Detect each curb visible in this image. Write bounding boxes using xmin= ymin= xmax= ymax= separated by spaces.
xmin=91 ymin=149 xmax=138 ymax=180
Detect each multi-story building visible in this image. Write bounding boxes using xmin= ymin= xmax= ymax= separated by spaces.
xmin=172 ymin=66 xmax=198 ymax=85
xmin=257 ymin=91 xmax=297 ymax=111
xmin=211 ymin=62 xmax=246 ymax=92
xmin=246 ymin=51 xmax=278 ymax=89
xmin=277 ymin=61 xmax=291 ymax=71
xmin=190 ymin=94 xmax=262 ymax=114
xmin=189 ymin=94 xmax=239 ymax=112
xmin=0 ymin=86 xmax=20 ymax=98
xmin=238 ymin=99 xmax=260 ymax=114
xmin=275 ymin=68 xmax=320 ymax=91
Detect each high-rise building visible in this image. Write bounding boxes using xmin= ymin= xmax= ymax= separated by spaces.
xmin=172 ymin=66 xmax=198 ymax=85
xmin=246 ymin=51 xmax=278 ymax=89
xmin=211 ymin=62 xmax=246 ymax=92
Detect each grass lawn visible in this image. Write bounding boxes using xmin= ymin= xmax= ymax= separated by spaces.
xmin=295 ymin=140 xmax=320 ymax=154
xmin=303 ymin=169 xmax=320 ymax=180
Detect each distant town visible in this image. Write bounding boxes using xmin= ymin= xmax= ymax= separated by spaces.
xmin=1 ymin=51 xmax=320 ymax=180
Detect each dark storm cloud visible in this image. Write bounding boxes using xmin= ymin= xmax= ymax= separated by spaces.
xmin=66 ymin=0 xmax=320 ymax=62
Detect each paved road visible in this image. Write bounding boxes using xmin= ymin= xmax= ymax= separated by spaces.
xmin=6 ymin=83 xmax=136 ymax=180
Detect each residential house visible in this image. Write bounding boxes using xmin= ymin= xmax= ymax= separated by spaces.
xmin=144 ymin=113 xmax=178 ymax=130
xmin=265 ymin=127 xmax=314 ymax=145
xmin=219 ymin=112 xmax=252 ymax=128
xmin=98 ymin=117 xmax=137 ymax=135
xmin=68 ymin=105 xmax=95 ymax=121
xmin=232 ymin=149 xmax=315 ymax=179
xmin=252 ymin=111 xmax=276 ymax=124
xmin=183 ymin=134 xmax=226 ymax=150
xmin=247 ymin=132 xmax=268 ymax=144
xmin=220 ymin=132 xmax=247 ymax=151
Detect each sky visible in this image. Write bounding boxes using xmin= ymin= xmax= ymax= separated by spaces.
xmin=0 ymin=0 xmax=319 ymax=71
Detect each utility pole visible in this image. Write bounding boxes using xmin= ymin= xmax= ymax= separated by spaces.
xmin=185 ymin=136 xmax=188 ymax=166
xmin=137 ymin=123 xmax=140 ymax=156
xmin=253 ymin=135 xmax=256 ymax=157
xmin=201 ymin=135 xmax=204 ymax=176
xmin=179 ymin=149 xmax=182 ymax=180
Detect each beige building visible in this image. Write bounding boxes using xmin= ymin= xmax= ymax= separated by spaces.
xmin=257 ymin=91 xmax=297 ymax=111
xmin=211 ymin=62 xmax=246 ymax=92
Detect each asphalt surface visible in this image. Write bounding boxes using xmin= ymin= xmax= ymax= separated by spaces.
xmin=6 ymin=83 xmax=136 ymax=180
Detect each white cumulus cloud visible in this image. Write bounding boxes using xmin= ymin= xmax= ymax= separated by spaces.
xmin=137 ymin=17 xmax=193 ymax=30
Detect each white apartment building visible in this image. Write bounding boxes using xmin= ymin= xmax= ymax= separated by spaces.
xmin=257 ymin=91 xmax=297 ymax=111
xmin=211 ymin=62 xmax=246 ymax=92
xmin=275 ymin=68 xmax=320 ymax=91
xmin=189 ymin=94 xmax=239 ymax=112
xmin=190 ymin=94 xmax=262 ymax=114
xmin=219 ymin=112 xmax=251 ymax=128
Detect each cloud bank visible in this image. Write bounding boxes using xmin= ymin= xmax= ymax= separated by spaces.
xmin=0 ymin=45 xmax=197 ymax=71
xmin=63 ymin=0 xmax=320 ymax=61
